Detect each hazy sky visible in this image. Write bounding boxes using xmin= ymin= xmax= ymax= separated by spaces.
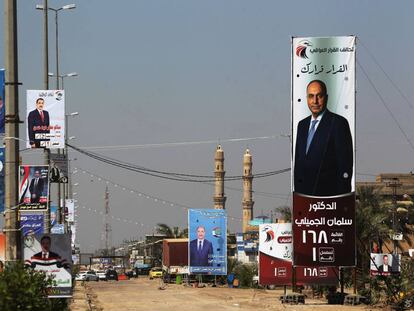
xmin=1 ymin=0 xmax=414 ymax=252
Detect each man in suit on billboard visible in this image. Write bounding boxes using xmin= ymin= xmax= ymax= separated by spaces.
xmin=378 ymin=254 xmax=392 ymax=275
xmin=29 ymin=170 xmax=44 ymax=203
xmin=294 ymin=79 xmax=353 ymax=196
xmin=28 ymin=98 xmax=50 ymax=148
xmin=190 ymin=225 xmax=213 ymax=266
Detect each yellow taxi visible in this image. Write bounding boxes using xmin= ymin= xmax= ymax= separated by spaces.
xmin=149 ymin=267 xmax=163 ymax=279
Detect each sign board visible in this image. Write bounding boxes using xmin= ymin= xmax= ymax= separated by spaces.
xmin=292 ymin=36 xmax=356 ymax=266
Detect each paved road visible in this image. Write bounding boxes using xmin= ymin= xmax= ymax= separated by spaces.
xmin=84 ymin=278 xmax=371 ymax=311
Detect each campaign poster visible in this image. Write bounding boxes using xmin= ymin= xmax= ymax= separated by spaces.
xmin=49 ymin=153 xmax=68 ymax=183
xmin=370 ymin=253 xmax=401 ymax=277
xmin=0 ymin=147 xmax=4 ymax=213
xmin=51 ymin=224 xmax=65 ymax=234
xmin=188 ymin=209 xmax=227 ymax=275
xmin=0 ymin=233 xmax=5 ymax=262
xmin=23 ymin=233 xmax=72 ymax=298
xmin=20 ymin=213 xmax=44 ymax=236
xmin=259 ymin=223 xmax=338 ymax=285
xmin=70 ymin=224 xmax=76 ymax=247
xmin=50 ymin=205 xmax=58 ymax=226
xmin=26 ymin=90 xmax=65 ymax=149
xmin=0 ymin=69 xmax=5 ymax=135
xmin=19 ymin=165 xmax=49 ymax=211
xmin=292 ymin=36 xmax=356 ymax=266
xmin=65 ymin=199 xmax=75 ymax=222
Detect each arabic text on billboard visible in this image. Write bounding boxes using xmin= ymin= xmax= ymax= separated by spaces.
xmin=291 ymin=36 xmax=356 ymax=266
xmin=26 ymin=90 xmax=65 ymax=149
xmin=188 ymin=209 xmax=227 ymax=275
xmin=19 ymin=165 xmax=49 ymax=211
xmin=23 ymin=233 xmax=72 ymax=298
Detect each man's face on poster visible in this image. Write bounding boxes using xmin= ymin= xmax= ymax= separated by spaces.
xmin=383 ymin=255 xmax=389 ymax=266
xmin=34 ymin=171 xmax=40 ymax=178
xmin=36 ymin=99 xmax=45 ymax=111
xmin=41 ymin=237 xmax=51 ymax=252
xmin=197 ymin=226 xmax=206 ymax=240
xmin=307 ymin=81 xmax=328 ymax=118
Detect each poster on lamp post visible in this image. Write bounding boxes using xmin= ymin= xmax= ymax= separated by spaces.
xmin=20 ymin=213 xmax=45 ymax=236
xmin=0 ymin=69 xmax=5 ymax=136
xmin=19 ymin=165 xmax=49 ymax=211
xmin=26 ymin=90 xmax=65 ymax=149
xmin=188 ymin=209 xmax=227 ymax=275
xmin=291 ymin=36 xmax=356 ymax=267
xmin=0 ymin=147 xmax=4 ymax=213
xmin=23 ymin=233 xmax=72 ymax=298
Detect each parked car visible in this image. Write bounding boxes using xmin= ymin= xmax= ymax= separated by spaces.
xmin=106 ymin=269 xmax=118 ymax=281
xmin=75 ymin=272 xmax=87 ymax=281
xmin=84 ymin=270 xmax=99 ymax=282
xmin=149 ymin=267 xmax=163 ymax=280
xmin=96 ymin=270 xmax=107 ymax=281
xmin=76 ymin=271 xmax=99 ymax=282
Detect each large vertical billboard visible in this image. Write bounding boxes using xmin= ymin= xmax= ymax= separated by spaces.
xmin=0 ymin=69 xmax=5 ymax=135
xmin=23 ymin=233 xmax=72 ymax=298
xmin=26 ymin=90 xmax=65 ymax=149
xmin=19 ymin=165 xmax=49 ymax=211
xmin=188 ymin=209 xmax=227 ymax=275
xmin=0 ymin=233 xmax=5 ymax=262
xmin=292 ymin=36 xmax=356 ymax=267
xmin=0 ymin=148 xmax=4 ymax=213
xmin=259 ymin=223 xmax=338 ymax=285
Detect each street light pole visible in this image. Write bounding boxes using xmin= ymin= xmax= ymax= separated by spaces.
xmin=4 ymin=0 xmax=21 ymax=261
xmin=55 ymin=9 xmax=59 ymax=89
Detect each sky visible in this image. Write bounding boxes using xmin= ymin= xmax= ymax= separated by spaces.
xmin=1 ymin=0 xmax=414 ymax=252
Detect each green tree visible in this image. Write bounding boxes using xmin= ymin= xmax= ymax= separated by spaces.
xmin=156 ymin=223 xmax=188 ymax=238
xmin=0 ymin=262 xmax=68 ymax=311
xmin=274 ymin=205 xmax=291 ymax=222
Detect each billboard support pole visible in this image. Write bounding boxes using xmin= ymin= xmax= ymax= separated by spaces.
xmin=4 ymin=0 xmax=21 ymax=261
xmin=340 ymin=267 xmax=344 ymax=294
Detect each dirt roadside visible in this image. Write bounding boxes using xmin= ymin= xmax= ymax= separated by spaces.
xmin=79 ymin=277 xmax=377 ymax=311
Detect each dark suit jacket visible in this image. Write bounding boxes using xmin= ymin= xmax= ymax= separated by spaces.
xmin=294 ymin=109 xmax=353 ymax=196
xmin=33 ymin=251 xmax=61 ymax=260
xmin=29 ymin=178 xmax=44 ymax=203
xmin=378 ymin=264 xmax=392 ymax=274
xmin=28 ymin=109 xmax=50 ymax=148
xmin=190 ymin=239 xmax=213 ymax=266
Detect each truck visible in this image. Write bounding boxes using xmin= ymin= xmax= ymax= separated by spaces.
xmin=162 ymin=238 xmax=189 ymax=282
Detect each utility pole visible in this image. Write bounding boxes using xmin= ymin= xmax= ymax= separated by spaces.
xmin=386 ymin=178 xmax=402 ymax=254
xmin=101 ymin=187 xmax=112 ymax=255
xmin=4 ymin=0 xmax=21 ymax=261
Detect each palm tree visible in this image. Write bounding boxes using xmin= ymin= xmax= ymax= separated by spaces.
xmin=156 ymin=223 xmax=187 ymax=238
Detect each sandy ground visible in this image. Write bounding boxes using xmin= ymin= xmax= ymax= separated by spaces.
xmin=79 ymin=277 xmax=378 ymax=311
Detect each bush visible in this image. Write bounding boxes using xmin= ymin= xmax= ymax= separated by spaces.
xmin=0 ymin=261 xmax=68 ymax=311
xmin=233 ymin=263 xmax=257 ymax=288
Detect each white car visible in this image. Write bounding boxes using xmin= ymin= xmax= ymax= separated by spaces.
xmin=96 ymin=271 xmax=107 ymax=281
xmin=75 ymin=272 xmax=87 ymax=281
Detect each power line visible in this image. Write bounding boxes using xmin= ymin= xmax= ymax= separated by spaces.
xmin=358 ymin=38 xmax=413 ymax=109
xmin=357 ymin=60 xmax=414 ymax=153
xmin=67 ymin=143 xmax=290 ymax=182
xmin=76 ymin=135 xmax=281 ymax=151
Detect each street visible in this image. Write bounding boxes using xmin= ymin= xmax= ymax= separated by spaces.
xmin=80 ymin=278 xmax=371 ymax=311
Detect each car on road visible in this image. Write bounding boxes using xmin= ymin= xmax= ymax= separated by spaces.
xmin=76 ymin=271 xmax=99 ymax=282
xmin=149 ymin=267 xmax=163 ymax=280
xmin=96 ymin=270 xmax=107 ymax=281
xmin=106 ymin=269 xmax=119 ymax=281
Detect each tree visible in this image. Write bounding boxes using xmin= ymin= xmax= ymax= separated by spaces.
xmin=0 ymin=262 xmax=68 ymax=311
xmin=274 ymin=205 xmax=292 ymax=222
xmin=156 ymin=223 xmax=187 ymax=238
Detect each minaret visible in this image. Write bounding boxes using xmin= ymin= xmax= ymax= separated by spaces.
xmin=213 ymin=145 xmax=226 ymax=209
xmin=242 ymin=149 xmax=254 ymax=233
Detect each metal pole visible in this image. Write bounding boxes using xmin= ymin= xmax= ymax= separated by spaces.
xmin=43 ymin=0 xmax=51 ymax=233
xmin=43 ymin=0 xmax=49 ymax=90
xmin=4 ymin=0 xmax=21 ymax=261
xmin=55 ymin=10 xmax=59 ymax=89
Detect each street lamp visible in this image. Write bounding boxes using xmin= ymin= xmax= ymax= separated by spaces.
xmin=48 ymin=72 xmax=78 ymax=89
xmin=36 ymin=4 xmax=76 ymax=89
